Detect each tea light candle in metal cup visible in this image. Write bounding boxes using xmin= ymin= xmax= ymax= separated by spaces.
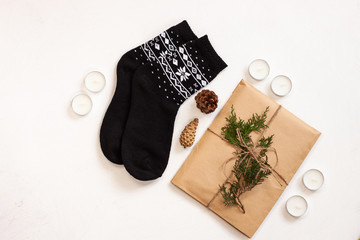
xmin=303 ymin=169 xmax=324 ymax=191
xmin=71 ymin=93 xmax=92 ymax=116
xmin=271 ymin=75 xmax=292 ymax=96
xmin=248 ymin=59 xmax=270 ymax=81
xmin=84 ymin=71 xmax=106 ymax=93
xmin=286 ymin=195 xmax=308 ymax=217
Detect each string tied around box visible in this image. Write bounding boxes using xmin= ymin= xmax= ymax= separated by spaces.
xmin=206 ymin=105 xmax=288 ymax=213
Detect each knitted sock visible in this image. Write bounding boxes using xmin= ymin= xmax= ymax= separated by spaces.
xmin=100 ymin=21 xmax=197 ymax=164
xmin=122 ymin=35 xmax=227 ymax=180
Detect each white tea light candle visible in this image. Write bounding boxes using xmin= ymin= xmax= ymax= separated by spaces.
xmin=271 ymin=75 xmax=292 ymax=96
xmin=84 ymin=71 xmax=106 ymax=93
xmin=303 ymin=169 xmax=324 ymax=191
xmin=71 ymin=93 xmax=92 ymax=116
xmin=286 ymin=195 xmax=308 ymax=217
xmin=248 ymin=59 xmax=270 ymax=80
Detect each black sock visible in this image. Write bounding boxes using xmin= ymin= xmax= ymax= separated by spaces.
xmin=100 ymin=21 xmax=197 ymax=164
xmin=122 ymin=35 xmax=227 ymax=180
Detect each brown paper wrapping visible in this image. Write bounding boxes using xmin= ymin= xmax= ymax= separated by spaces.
xmin=171 ymin=80 xmax=321 ymax=238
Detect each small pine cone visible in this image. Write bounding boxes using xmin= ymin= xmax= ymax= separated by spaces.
xmin=179 ymin=118 xmax=199 ymax=148
xmin=195 ymin=89 xmax=218 ymax=114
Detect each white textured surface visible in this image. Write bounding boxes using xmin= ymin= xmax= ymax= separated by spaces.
xmin=1 ymin=0 xmax=360 ymax=239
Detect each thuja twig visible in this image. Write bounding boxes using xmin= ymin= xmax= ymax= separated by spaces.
xmin=219 ymin=106 xmax=284 ymax=213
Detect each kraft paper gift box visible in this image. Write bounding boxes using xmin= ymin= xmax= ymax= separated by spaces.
xmin=171 ymin=80 xmax=321 ymax=238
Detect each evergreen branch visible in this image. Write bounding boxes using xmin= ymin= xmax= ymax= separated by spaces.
xmin=219 ymin=106 xmax=273 ymax=212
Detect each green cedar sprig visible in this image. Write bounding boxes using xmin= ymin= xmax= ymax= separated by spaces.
xmin=219 ymin=106 xmax=274 ymax=213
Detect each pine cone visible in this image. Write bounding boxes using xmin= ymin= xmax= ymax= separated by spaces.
xmin=179 ymin=118 xmax=199 ymax=148
xmin=195 ymin=89 xmax=218 ymax=114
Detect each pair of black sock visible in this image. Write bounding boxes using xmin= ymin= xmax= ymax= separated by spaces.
xmin=100 ymin=21 xmax=227 ymax=181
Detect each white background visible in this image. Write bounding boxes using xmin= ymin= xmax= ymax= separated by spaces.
xmin=1 ymin=0 xmax=360 ymax=239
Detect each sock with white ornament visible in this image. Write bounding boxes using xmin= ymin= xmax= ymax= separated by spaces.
xmin=100 ymin=21 xmax=197 ymax=164
xmin=122 ymin=35 xmax=227 ymax=180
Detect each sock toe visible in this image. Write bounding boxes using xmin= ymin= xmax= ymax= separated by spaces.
xmin=122 ymin=147 xmax=164 ymax=181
